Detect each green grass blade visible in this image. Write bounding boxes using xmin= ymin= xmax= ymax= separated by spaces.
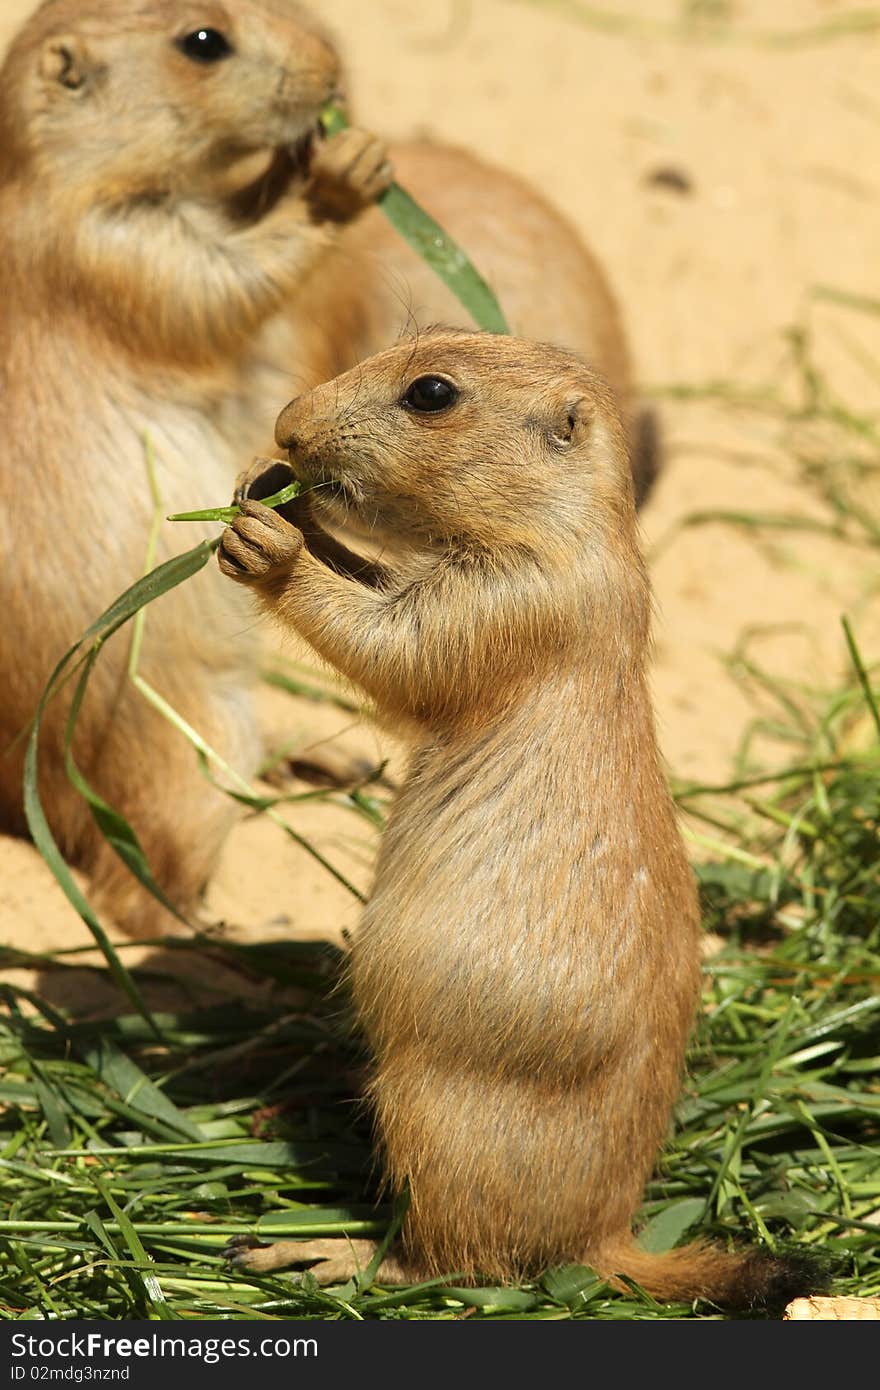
xmin=813 ymin=285 xmax=880 ymax=318
xmin=321 ymin=105 xmax=510 ymax=335
xmin=261 ymin=666 xmax=360 ymax=714
xmin=93 ymin=1176 xmax=174 ymax=1318
xmin=842 ymin=618 xmax=880 ymax=739
xmin=0 ymin=988 xmax=73 ymax=1149
xmin=24 ymin=715 xmax=159 ymax=1036
xmin=377 ymin=185 xmax=510 ymax=334
xmin=80 ymin=1037 xmax=203 ymax=1144
xmin=194 ymin=752 xmax=367 ymax=903
xmin=167 ymin=479 xmax=303 ymax=526
xmin=443 ymin=1286 xmax=540 ymax=1312
xmin=82 ymin=1209 xmax=122 ymax=1263
xmin=63 ymin=650 xmax=191 ymax=930
xmin=75 ymin=540 xmax=220 ymax=654
xmin=356 ymin=1188 xmax=410 ymax=1293
xmin=637 ymin=1198 xmax=705 ymax=1253
xmin=24 ymin=538 xmax=218 ymax=1031
xmin=542 ymin=1264 xmax=606 ymax=1308
xmin=29 ymin=1077 xmax=72 ymax=1151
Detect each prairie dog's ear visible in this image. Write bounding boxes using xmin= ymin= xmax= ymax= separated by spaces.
xmin=550 ymin=396 xmax=594 ymax=450
xmin=39 ymin=35 xmax=98 ymax=94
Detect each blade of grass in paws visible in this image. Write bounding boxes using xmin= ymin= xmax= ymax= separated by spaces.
xmin=321 ymin=105 xmax=510 ymax=335
xmin=24 ymin=539 xmax=217 ymax=1030
xmin=167 ymin=478 xmax=303 ymax=526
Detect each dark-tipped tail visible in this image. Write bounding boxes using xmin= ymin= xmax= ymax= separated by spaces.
xmin=596 ymin=1235 xmax=828 ymax=1311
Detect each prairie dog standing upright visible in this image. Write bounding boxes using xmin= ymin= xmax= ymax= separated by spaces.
xmin=218 ymin=333 xmax=812 ymax=1307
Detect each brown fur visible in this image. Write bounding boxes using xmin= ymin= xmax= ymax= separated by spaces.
xmin=1 ymin=0 xmax=653 ymax=937
xmin=217 ymin=333 xmax=809 ymax=1308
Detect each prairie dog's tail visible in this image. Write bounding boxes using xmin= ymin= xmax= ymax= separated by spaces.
xmin=597 ymin=1235 xmax=825 ymax=1311
xmin=631 ymin=406 xmax=662 ymax=510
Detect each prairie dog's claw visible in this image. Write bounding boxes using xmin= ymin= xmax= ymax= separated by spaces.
xmin=218 ymin=499 xmax=303 ymax=583
xmin=309 ymin=127 xmax=394 ymax=220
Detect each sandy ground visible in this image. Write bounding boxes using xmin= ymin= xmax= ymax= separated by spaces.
xmin=1 ymin=0 xmax=878 ymax=1008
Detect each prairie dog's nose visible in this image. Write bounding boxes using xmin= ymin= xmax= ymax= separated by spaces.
xmin=275 ymin=395 xmax=305 ymax=452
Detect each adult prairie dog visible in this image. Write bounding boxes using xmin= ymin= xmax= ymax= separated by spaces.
xmin=218 ymin=333 xmax=814 ymax=1308
xmin=0 ymin=0 xmax=391 ymax=936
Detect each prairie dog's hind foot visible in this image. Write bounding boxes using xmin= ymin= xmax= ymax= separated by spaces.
xmin=308 ymin=128 xmax=394 ymax=222
xmin=218 ymin=500 xmax=304 ymax=584
xmin=225 ymin=1235 xmax=411 ymax=1286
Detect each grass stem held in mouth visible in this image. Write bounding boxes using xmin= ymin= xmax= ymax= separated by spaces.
xmin=167 ymin=478 xmax=303 ymax=526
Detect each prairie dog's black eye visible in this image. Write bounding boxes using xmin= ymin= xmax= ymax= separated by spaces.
xmin=177 ymin=28 xmax=233 ymax=63
xmin=401 ymin=376 xmax=459 ymax=414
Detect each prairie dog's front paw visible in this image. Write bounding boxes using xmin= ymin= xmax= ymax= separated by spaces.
xmin=308 ymin=127 xmax=394 ymax=222
xmin=218 ymin=500 xmax=303 ymax=584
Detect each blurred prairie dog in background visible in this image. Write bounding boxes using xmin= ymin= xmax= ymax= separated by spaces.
xmin=0 ymin=0 xmax=390 ymax=936
xmin=1 ymin=0 xmax=653 ymax=936
xmin=218 ymin=332 xmax=813 ymax=1309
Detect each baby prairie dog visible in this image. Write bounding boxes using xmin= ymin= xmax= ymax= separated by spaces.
xmin=218 ymin=333 xmax=812 ymax=1308
xmin=0 ymin=0 xmax=390 ymax=935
